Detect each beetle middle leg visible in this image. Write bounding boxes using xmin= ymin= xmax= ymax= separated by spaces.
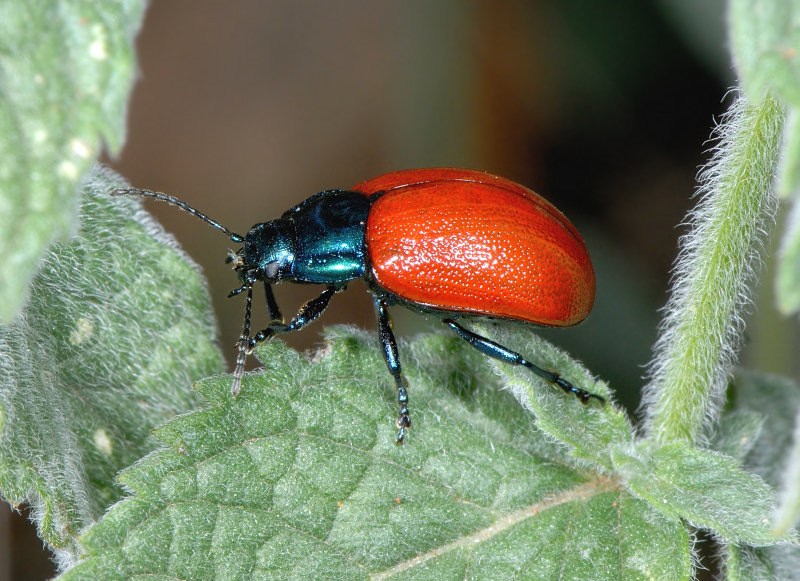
xmin=374 ymin=298 xmax=411 ymax=443
xmin=442 ymin=318 xmax=605 ymax=405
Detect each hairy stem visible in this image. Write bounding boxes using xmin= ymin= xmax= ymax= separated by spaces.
xmin=643 ymin=95 xmax=783 ymax=445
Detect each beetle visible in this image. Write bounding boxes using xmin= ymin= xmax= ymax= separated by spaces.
xmin=112 ymin=167 xmax=603 ymax=442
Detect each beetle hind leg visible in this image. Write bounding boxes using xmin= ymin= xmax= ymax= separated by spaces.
xmin=375 ymin=298 xmax=411 ymax=443
xmin=442 ymin=318 xmax=605 ymax=406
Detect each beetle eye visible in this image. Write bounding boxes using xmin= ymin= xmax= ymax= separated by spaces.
xmin=265 ymin=261 xmax=280 ymax=279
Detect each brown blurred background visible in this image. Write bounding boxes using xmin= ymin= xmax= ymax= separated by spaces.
xmin=5 ymin=0 xmax=744 ymax=577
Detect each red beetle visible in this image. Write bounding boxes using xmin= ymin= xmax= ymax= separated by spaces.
xmin=113 ymin=168 xmax=601 ymax=442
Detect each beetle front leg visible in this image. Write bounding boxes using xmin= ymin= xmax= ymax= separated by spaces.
xmin=442 ymin=318 xmax=605 ymax=405
xmin=247 ymin=285 xmax=337 ymax=351
xmin=375 ymin=298 xmax=411 ymax=443
xmin=231 ymin=283 xmax=254 ymax=397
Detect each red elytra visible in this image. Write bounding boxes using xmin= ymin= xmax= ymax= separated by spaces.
xmin=353 ymin=168 xmax=595 ymax=327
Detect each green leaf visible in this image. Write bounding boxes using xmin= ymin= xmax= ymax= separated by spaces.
xmin=729 ymin=0 xmax=800 ymax=107
xmin=617 ymin=441 xmax=787 ymax=545
xmin=59 ymin=332 xmax=691 ymax=580
xmin=472 ymin=320 xmax=634 ymax=469
xmin=0 ymin=0 xmax=147 ymax=323
xmin=727 ymin=543 xmax=800 ymax=581
xmin=776 ymin=197 xmax=800 ymax=314
xmin=777 ymin=108 xmax=800 ymax=199
xmin=715 ymin=372 xmax=800 ymax=578
xmin=710 ymin=410 xmax=764 ymax=462
xmin=730 ymin=0 xmax=800 ymax=313
xmin=0 ymin=167 xmax=224 ymax=562
xmin=730 ymin=371 xmax=800 ymax=537
xmin=773 ymin=413 xmax=800 ymax=536
xmin=733 ymin=371 xmax=800 ymax=489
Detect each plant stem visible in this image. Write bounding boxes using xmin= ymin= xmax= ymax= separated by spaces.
xmin=643 ymin=95 xmax=783 ymax=445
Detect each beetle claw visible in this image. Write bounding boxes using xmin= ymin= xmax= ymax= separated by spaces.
xmin=554 ymin=376 xmax=605 ymax=406
xmin=395 ymin=414 xmax=411 ymax=444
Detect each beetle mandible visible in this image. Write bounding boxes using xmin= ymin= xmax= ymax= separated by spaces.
xmin=113 ymin=167 xmax=603 ymax=443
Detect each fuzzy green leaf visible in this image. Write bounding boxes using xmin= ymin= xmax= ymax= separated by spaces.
xmin=0 ymin=0 xmax=147 ymax=323
xmin=730 ymin=0 xmax=800 ymax=314
xmin=0 ymin=167 xmax=224 ymax=563
xmin=776 ymin=196 xmax=800 ymax=314
xmin=727 ymin=543 xmax=800 ymax=581
xmin=617 ymin=441 xmax=787 ymax=545
xmin=729 ymin=0 xmax=800 ymax=107
xmin=773 ymin=414 xmax=800 ymax=536
xmin=733 ymin=371 xmax=800 ymax=489
xmin=777 ymin=108 xmax=800 ymax=199
xmin=471 ymin=320 xmax=633 ymax=469
xmin=730 ymin=372 xmax=800 ymax=541
xmin=711 ymin=410 xmax=764 ymax=462
xmin=59 ymin=331 xmax=691 ymax=580
xmin=718 ymin=373 xmax=800 ymax=578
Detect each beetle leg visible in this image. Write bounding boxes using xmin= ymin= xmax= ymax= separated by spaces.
xmin=247 ymin=285 xmax=337 ymax=351
xmin=263 ymin=281 xmax=282 ymax=322
xmin=231 ymin=283 xmax=254 ymax=397
xmin=375 ymin=298 xmax=411 ymax=443
xmin=442 ymin=319 xmax=605 ymax=406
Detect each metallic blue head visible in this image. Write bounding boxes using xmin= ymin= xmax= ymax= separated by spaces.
xmin=239 ymin=220 xmax=296 ymax=282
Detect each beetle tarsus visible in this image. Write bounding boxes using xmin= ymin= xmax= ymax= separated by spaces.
xmin=395 ymin=383 xmax=411 ymax=444
xmin=231 ymin=283 xmax=254 ymax=397
xmin=231 ymin=336 xmax=248 ymax=397
xmin=553 ymin=376 xmax=605 ymax=406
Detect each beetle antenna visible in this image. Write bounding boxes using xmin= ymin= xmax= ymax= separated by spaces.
xmin=231 ymin=282 xmax=254 ymax=396
xmin=112 ymin=187 xmax=245 ymax=243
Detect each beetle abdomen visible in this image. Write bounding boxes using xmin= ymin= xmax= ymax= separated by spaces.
xmin=359 ymin=169 xmax=594 ymax=326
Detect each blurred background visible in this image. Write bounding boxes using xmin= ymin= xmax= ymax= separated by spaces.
xmin=7 ymin=0 xmax=777 ymax=577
